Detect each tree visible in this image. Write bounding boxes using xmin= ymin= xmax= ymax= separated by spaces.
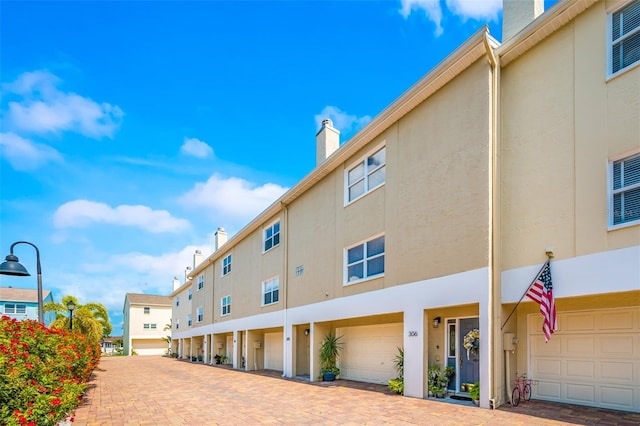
xmin=44 ymin=295 xmax=112 ymax=342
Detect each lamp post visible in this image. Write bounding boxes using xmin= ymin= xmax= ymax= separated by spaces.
xmin=66 ymin=300 xmax=76 ymax=331
xmin=0 ymin=241 xmax=44 ymax=323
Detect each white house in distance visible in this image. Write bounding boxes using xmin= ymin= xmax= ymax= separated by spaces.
xmin=123 ymin=293 xmax=171 ymax=355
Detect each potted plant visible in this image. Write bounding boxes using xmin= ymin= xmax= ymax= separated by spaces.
xmin=388 ymin=347 xmax=404 ymax=395
xmin=319 ymin=332 xmax=343 ymax=381
xmin=220 ymin=354 xmax=228 ymax=364
xmin=469 ymin=381 xmax=480 ymax=405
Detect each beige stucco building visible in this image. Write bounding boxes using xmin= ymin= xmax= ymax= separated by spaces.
xmin=170 ymin=0 xmax=639 ymax=412
xmin=123 ymin=293 xmax=172 ymax=356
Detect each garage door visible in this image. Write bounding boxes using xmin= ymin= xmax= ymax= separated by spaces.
xmin=264 ymin=332 xmax=283 ymax=371
xmin=133 ymin=339 xmax=167 ymax=356
xmin=337 ymin=323 xmax=403 ymax=385
xmin=529 ymin=307 xmax=640 ymax=412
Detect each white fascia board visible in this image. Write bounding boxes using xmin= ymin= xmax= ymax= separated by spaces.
xmin=501 ymin=245 xmax=640 ymax=303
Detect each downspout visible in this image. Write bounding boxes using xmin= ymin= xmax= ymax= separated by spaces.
xmin=483 ymin=31 xmax=499 ymax=409
xmin=281 ymin=202 xmax=289 ymax=377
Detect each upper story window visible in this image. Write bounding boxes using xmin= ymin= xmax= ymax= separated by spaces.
xmin=175 ymin=297 xmax=180 ymax=307
xmin=609 ymin=1 xmax=640 ymax=76
xmin=346 ymin=146 xmax=386 ymax=203
xmin=176 ymin=319 xmax=180 ymax=329
xmin=262 ymin=277 xmax=280 ymax=306
xmin=222 ymin=254 xmax=232 ymax=276
xmin=611 ymin=151 xmax=640 ymax=226
xmin=143 ymin=307 xmax=150 ymax=314
xmin=221 ymin=295 xmax=231 ymax=316
xmin=196 ymin=307 xmax=204 ymax=323
xmin=264 ymin=221 xmax=280 ymax=252
xmin=187 ymin=314 xmax=192 ymax=327
xmin=4 ymin=303 xmax=26 ymax=314
xmin=188 ymin=288 xmax=192 ymax=300
xmin=143 ymin=323 xmax=150 ymax=329
xmin=197 ymin=274 xmax=204 ymax=290
xmin=345 ymin=234 xmax=385 ymax=284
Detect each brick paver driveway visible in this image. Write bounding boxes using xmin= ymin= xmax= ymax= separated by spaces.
xmin=73 ymin=356 xmax=640 ymax=425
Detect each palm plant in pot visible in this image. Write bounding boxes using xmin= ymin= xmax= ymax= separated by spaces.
xmin=319 ymin=332 xmax=343 ymax=381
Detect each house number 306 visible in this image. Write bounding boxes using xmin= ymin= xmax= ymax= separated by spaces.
xmin=408 ymin=331 xmax=418 ymax=337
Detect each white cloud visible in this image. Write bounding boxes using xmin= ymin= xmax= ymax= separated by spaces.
xmin=445 ymin=0 xmax=501 ymax=21
xmin=314 ymin=106 xmax=371 ymax=136
xmin=53 ymin=200 xmax=190 ymax=233
xmin=0 ymin=132 xmax=63 ymax=171
xmin=180 ymin=137 xmax=214 ymax=158
xmin=179 ymin=174 xmax=288 ymax=225
xmin=399 ymin=0 xmax=443 ymax=36
xmin=4 ymin=70 xmax=124 ymax=138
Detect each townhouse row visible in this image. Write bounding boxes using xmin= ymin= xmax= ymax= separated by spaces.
xmin=170 ymin=0 xmax=640 ymax=412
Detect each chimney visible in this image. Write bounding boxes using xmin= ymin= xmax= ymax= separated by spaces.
xmin=502 ymin=0 xmax=544 ymax=41
xmin=193 ymin=250 xmax=203 ymax=269
xmin=316 ymin=118 xmax=340 ymax=166
xmin=214 ymin=227 xmax=228 ymax=251
xmin=172 ymin=276 xmax=181 ymax=291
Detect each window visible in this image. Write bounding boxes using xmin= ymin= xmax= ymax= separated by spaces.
xmin=610 ymin=1 xmax=640 ymax=75
xmin=176 ymin=319 xmax=180 ymax=329
xmin=188 ymin=288 xmax=192 ymax=300
xmin=221 ymin=295 xmax=231 ymax=316
xmin=187 ymin=314 xmax=192 ymax=327
xmin=151 ymin=323 xmax=157 ymax=329
xmin=295 ymin=265 xmax=304 ymax=276
xmin=175 ymin=297 xmax=180 ymax=307
xmin=346 ymin=146 xmax=386 ymax=203
xmin=143 ymin=323 xmax=150 ymax=329
xmin=197 ymin=274 xmax=204 ymax=290
xmin=611 ymin=152 xmax=640 ymax=226
xmin=143 ymin=307 xmax=150 ymax=314
xmin=262 ymin=277 xmax=280 ymax=306
xmin=5 ymin=303 xmax=26 ymax=314
xmin=222 ymin=254 xmax=232 ymax=275
xmin=345 ymin=235 xmax=385 ymax=284
xmin=263 ymin=221 xmax=280 ymax=252
xmin=197 ymin=307 xmax=204 ymax=323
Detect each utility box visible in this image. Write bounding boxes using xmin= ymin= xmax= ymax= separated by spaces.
xmin=503 ymin=333 xmax=517 ymax=351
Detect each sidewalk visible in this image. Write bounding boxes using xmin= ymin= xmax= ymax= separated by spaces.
xmin=72 ymin=356 xmax=640 ymax=425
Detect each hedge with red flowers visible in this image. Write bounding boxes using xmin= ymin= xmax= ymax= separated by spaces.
xmin=0 ymin=316 xmax=101 ymax=425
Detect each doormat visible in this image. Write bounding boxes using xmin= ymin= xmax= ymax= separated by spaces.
xmin=450 ymin=395 xmax=472 ymax=401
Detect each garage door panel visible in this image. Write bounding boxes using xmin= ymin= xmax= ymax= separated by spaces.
xmin=264 ymin=332 xmax=283 ymax=371
xmin=530 ymin=307 xmax=640 ymax=412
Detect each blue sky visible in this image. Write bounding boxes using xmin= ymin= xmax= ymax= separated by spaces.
xmin=1 ymin=0 xmax=556 ymax=333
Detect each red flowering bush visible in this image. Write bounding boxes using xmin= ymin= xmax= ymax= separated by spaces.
xmin=0 ymin=316 xmax=101 ymax=425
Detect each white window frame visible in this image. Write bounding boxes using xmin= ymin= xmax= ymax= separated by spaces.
xmin=222 ymin=254 xmax=232 ymax=276
xmin=143 ymin=306 xmax=150 ymax=314
xmin=175 ymin=297 xmax=180 ymax=307
xmin=176 ymin=319 xmax=180 ymax=329
xmin=221 ymin=295 xmax=231 ymax=316
xmin=197 ymin=274 xmax=204 ymax=290
xmin=187 ymin=314 xmax=192 ymax=327
xmin=607 ymin=0 xmax=640 ymax=79
xmin=150 ymin=323 xmax=157 ymax=329
xmin=263 ymin=220 xmax=281 ymax=253
xmin=344 ymin=145 xmax=386 ymax=205
xmin=196 ymin=306 xmax=204 ymax=323
xmin=188 ymin=288 xmax=192 ymax=300
xmin=4 ymin=303 xmax=26 ymax=314
xmin=261 ymin=276 xmax=280 ymax=306
xmin=344 ymin=233 xmax=385 ymax=285
xmin=609 ymin=148 xmax=640 ymax=229
xmin=143 ymin=323 xmax=150 ymax=329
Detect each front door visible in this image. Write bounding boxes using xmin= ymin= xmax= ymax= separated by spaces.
xmin=458 ymin=318 xmax=480 ymax=389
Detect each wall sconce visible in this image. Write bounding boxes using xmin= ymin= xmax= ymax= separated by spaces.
xmin=432 ymin=317 xmax=441 ymax=328
xmin=304 ymin=328 xmax=310 ymax=336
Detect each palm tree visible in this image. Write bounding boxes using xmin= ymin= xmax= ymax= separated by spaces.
xmin=44 ymin=295 xmax=112 ymax=343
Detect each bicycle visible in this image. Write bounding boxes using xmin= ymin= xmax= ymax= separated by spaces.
xmin=511 ymin=373 xmax=534 ymax=406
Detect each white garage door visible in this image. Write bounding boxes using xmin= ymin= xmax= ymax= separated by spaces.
xmin=529 ymin=307 xmax=640 ymax=412
xmin=264 ymin=332 xmax=283 ymax=371
xmin=132 ymin=339 xmax=167 ymax=356
xmin=337 ymin=323 xmax=403 ymax=385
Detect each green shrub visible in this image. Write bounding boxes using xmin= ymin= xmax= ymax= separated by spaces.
xmin=0 ymin=316 xmax=101 ymax=425
xmin=388 ymin=378 xmax=404 ymax=395
xmin=470 ymin=381 xmax=480 ymax=400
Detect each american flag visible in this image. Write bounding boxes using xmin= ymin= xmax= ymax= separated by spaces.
xmin=525 ymin=260 xmax=557 ymax=342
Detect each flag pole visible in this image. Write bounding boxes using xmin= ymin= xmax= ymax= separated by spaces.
xmin=501 ymin=257 xmax=551 ymax=330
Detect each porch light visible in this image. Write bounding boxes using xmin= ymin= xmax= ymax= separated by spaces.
xmin=433 ymin=316 xmax=441 ymax=328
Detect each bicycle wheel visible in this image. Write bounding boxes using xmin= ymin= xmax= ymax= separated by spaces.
xmin=511 ymin=387 xmax=520 ymax=406
xmin=523 ymin=384 xmax=532 ymax=401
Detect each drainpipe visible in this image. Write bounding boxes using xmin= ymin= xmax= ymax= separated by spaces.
xmin=483 ymin=30 xmax=499 ymax=409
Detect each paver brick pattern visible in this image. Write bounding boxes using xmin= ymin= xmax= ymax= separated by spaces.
xmin=72 ymin=356 xmax=640 ymax=426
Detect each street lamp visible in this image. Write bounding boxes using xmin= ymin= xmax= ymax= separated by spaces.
xmin=0 ymin=241 xmax=44 ymax=323
xmin=66 ymin=300 xmax=76 ymax=331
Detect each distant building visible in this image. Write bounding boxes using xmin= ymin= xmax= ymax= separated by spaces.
xmin=100 ymin=335 xmax=124 ymax=354
xmin=0 ymin=287 xmax=55 ymax=326
xmin=123 ymin=293 xmax=171 ymax=356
